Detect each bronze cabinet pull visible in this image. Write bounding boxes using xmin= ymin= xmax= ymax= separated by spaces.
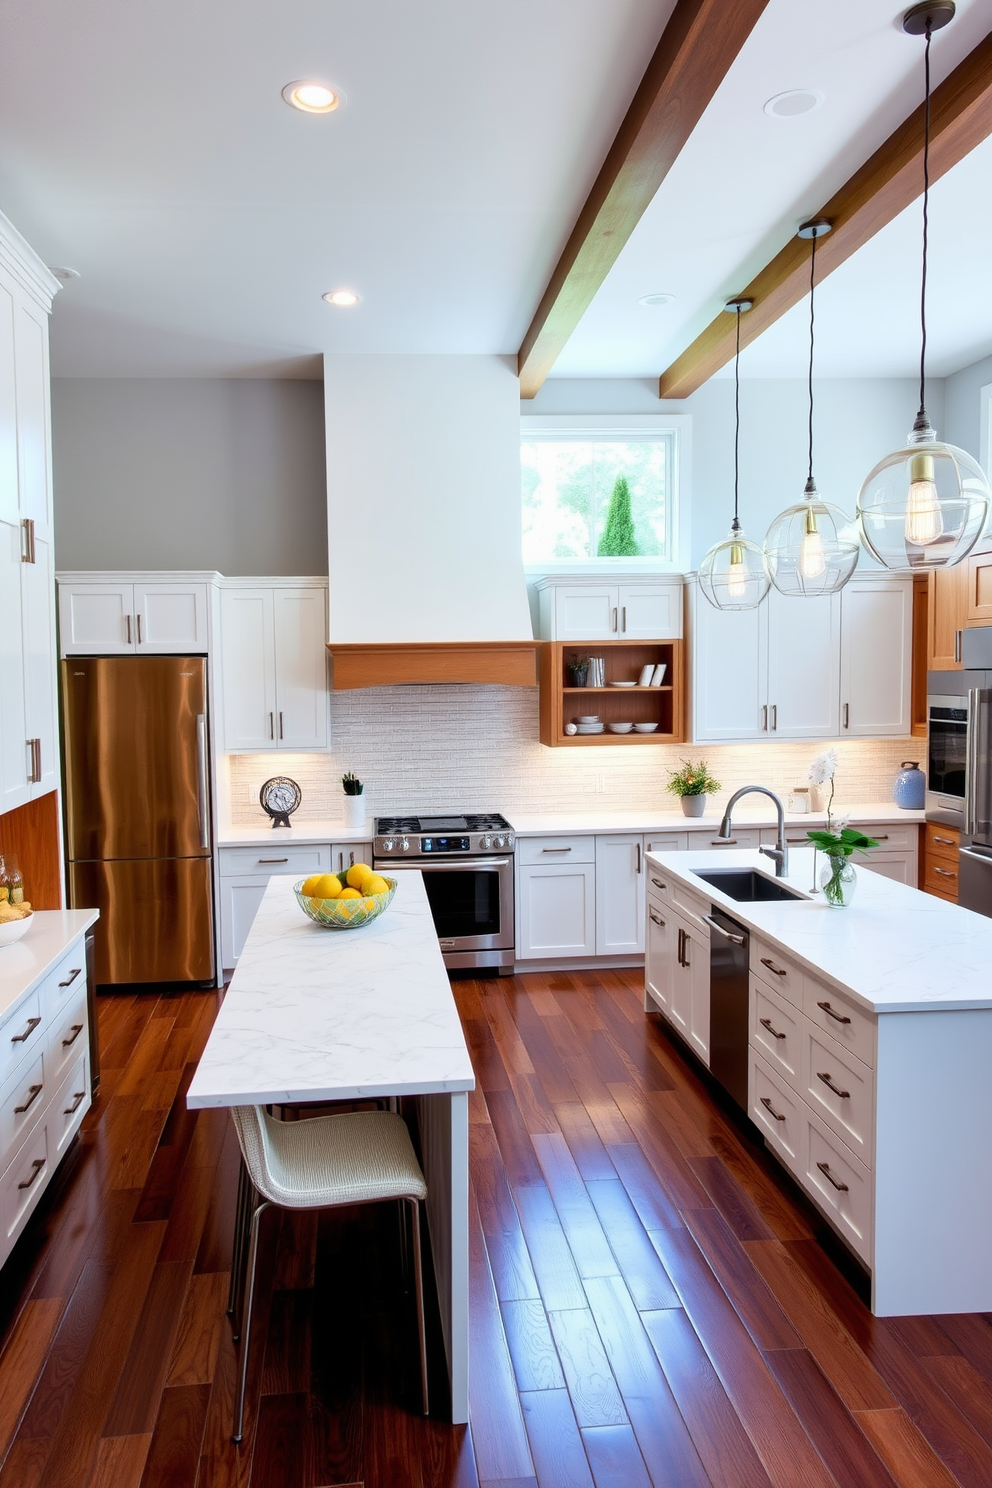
xmin=14 ymin=1083 xmax=43 ymax=1114
xmin=636 ymin=843 xmax=642 ymax=874
xmin=612 ymin=607 xmax=618 ymax=633
xmin=649 ymin=909 xmax=665 ymax=927
xmin=257 ymin=858 xmax=289 ymax=864
xmin=759 ymin=1017 xmax=787 ymax=1041
xmin=760 ymin=1095 xmax=786 ymax=1122
xmin=268 ymin=712 xmax=274 ymax=739
xmin=11 ymin=1017 xmax=41 ymax=1045
xmin=771 ymin=704 xmax=777 ymax=731
xmin=816 ymin=1161 xmax=849 ymax=1193
xmin=712 ymin=838 xmax=738 ymax=846
xmin=542 ymin=846 xmax=572 ymax=853
xmin=62 ymin=1024 xmax=84 ymax=1048
xmin=817 ymin=1071 xmax=851 ymax=1099
xmin=279 ymin=711 xmax=284 ymax=739
xmin=622 ymin=606 xmax=627 ymax=632
xmin=761 ymin=704 xmax=768 ymax=731
xmin=125 ymin=613 xmax=132 ymax=644
xmin=59 ymin=967 xmax=82 ymax=988
xmin=817 ymin=1000 xmax=851 ymax=1025
xmin=651 ymin=876 xmax=666 ymax=889
xmin=63 ymin=1091 xmax=86 ymax=1115
xmin=873 ymin=834 xmax=889 ymax=841
xmin=17 ymin=1157 xmax=45 ymax=1190
xmin=761 ymin=957 xmax=787 ymax=977
xmin=136 ymin=613 xmax=143 ymax=644
xmin=843 ymin=702 xmax=850 ymax=729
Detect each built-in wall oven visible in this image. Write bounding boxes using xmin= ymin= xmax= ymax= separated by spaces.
xmin=374 ymin=814 xmax=515 ymax=974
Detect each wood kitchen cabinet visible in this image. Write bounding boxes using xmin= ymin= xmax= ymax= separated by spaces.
xmin=219 ymin=580 xmax=330 ymax=751
xmin=965 ymin=545 xmax=992 ymax=623
xmin=928 ymin=564 xmax=968 ymax=669
xmin=540 ymin=639 xmax=684 ymax=746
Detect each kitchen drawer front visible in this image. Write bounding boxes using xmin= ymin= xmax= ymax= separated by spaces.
xmin=856 ymin=822 xmax=918 ymax=852
xmin=924 ymin=858 xmax=959 ymax=897
xmin=668 ymin=880 xmax=710 ymax=932
xmin=48 ymin=989 xmax=88 ymax=1087
xmin=44 ymin=943 xmax=87 ymax=1016
xmin=802 ymin=981 xmax=875 ymax=1067
xmin=518 ymin=836 xmax=595 ymax=866
xmin=749 ymin=1051 xmax=804 ymax=1175
xmin=3 ymin=1120 xmax=50 ymax=1250
xmin=0 ymin=990 xmax=44 ymax=1086
xmin=804 ymin=1110 xmax=872 ymax=1264
xmin=0 ymin=1050 xmax=46 ymax=1173
xmin=750 ymin=936 xmax=803 ymax=1008
xmin=924 ymin=822 xmax=960 ymax=862
xmin=751 ymin=978 xmax=801 ymax=1089
xmin=52 ymin=1051 xmax=90 ymax=1160
xmin=218 ymin=844 xmax=331 ymax=876
xmin=686 ymin=827 xmax=762 ymax=851
xmin=801 ymin=1024 xmax=874 ymax=1167
xmin=645 ymin=834 xmax=687 ymax=854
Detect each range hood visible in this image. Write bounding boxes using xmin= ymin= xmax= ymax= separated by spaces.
xmin=323 ymin=355 xmax=537 ymax=689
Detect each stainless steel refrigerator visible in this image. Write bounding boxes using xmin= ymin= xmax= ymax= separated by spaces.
xmin=62 ymin=655 xmax=214 ymax=985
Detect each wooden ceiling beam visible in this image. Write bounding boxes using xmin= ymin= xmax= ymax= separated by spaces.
xmin=658 ymin=29 xmax=992 ymax=400
xmin=517 ymin=0 xmax=772 ymax=399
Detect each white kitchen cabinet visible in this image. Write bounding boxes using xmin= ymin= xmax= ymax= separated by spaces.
xmin=644 ymin=896 xmax=672 ymax=1013
xmin=595 ymin=834 xmax=645 ymax=955
xmin=840 ymin=577 xmax=912 ymax=737
xmin=536 ymin=577 xmax=682 ymax=641
xmin=58 ymin=577 xmax=209 ymax=655
xmin=765 ymin=590 xmax=839 ymax=739
xmin=219 ymin=581 xmax=329 ymax=751
xmin=688 ymin=583 xmax=766 ymax=742
xmin=644 ymin=886 xmax=709 ymax=1064
xmin=329 ymin=841 xmax=373 ymax=874
xmin=517 ymin=858 xmax=596 ymax=959
xmin=218 ymin=841 xmax=372 ymax=969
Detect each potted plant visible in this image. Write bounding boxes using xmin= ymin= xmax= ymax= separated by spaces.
xmin=567 ymin=655 xmax=591 ymax=688
xmin=665 ymin=759 xmax=720 ymax=818
xmin=806 ymin=825 xmax=879 ymax=907
xmin=342 ymin=771 xmax=365 ymax=828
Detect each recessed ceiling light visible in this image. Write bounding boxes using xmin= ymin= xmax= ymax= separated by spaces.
xmin=322 ymin=289 xmax=360 ymax=307
xmin=763 ymin=89 xmax=824 ymax=119
xmin=638 ymin=293 xmax=675 ymax=307
xmin=48 ymin=266 xmax=80 ymax=282
xmin=282 ymin=80 xmax=342 ymax=114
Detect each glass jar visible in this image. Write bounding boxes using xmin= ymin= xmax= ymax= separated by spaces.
xmin=820 ymin=852 xmax=856 ymax=908
xmin=0 ymin=854 xmax=24 ymax=906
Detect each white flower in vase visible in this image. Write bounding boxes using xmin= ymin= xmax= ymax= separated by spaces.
xmin=808 ymin=749 xmax=838 ymax=786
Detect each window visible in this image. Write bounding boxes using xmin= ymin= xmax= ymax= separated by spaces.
xmin=520 ymin=416 xmax=686 ymax=569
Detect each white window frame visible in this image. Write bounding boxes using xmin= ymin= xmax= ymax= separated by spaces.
xmin=520 ymin=414 xmax=690 ymax=575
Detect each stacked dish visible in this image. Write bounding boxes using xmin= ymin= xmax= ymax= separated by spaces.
xmin=607 ymin=722 xmax=633 ymax=734
xmin=633 ymin=722 xmax=658 ymax=733
xmin=575 ymin=715 xmax=604 ymax=734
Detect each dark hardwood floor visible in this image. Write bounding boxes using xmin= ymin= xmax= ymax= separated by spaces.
xmin=0 ymin=968 xmax=990 ymax=1485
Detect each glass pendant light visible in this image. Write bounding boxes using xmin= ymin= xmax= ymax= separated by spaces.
xmin=764 ymin=222 xmax=860 ymax=596
xmin=698 ymin=299 xmax=770 ymax=611
xmin=857 ymin=2 xmax=990 ymax=570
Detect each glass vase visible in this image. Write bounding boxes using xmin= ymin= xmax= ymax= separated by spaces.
xmin=819 ymin=853 xmax=856 ymax=908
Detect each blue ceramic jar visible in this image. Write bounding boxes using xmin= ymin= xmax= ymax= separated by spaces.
xmin=893 ymin=761 xmax=925 ymax=810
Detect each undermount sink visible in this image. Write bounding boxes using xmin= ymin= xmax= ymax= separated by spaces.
xmin=693 ymin=868 xmax=807 ymax=903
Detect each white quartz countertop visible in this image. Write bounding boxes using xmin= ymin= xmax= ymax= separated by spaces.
xmin=0 ymin=909 xmax=99 ymax=1023
xmin=510 ymin=803 xmax=923 ymax=836
xmin=218 ymin=820 xmax=374 ymax=847
xmin=187 ymin=870 xmax=475 ymax=1108
xmin=649 ymin=846 xmax=991 ymax=1015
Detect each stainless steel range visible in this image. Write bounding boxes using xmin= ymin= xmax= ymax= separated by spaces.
xmin=374 ymin=814 xmax=515 ymax=973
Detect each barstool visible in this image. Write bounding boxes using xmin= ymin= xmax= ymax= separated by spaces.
xmin=228 ymin=1104 xmax=429 ymax=1442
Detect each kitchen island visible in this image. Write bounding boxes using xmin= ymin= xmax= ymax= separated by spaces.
xmin=645 ymin=845 xmax=992 ymax=1317
xmin=187 ymin=870 xmax=474 ymax=1422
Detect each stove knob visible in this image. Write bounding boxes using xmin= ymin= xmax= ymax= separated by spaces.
xmin=382 ymin=838 xmax=394 ymax=852
xmin=400 ymin=837 xmax=410 ymax=852
xmin=481 ymin=834 xmax=492 ymax=849
xmin=505 ymin=834 xmax=514 ymax=848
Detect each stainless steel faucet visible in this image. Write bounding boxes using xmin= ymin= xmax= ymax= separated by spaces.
xmin=718 ymin=786 xmax=788 ymax=878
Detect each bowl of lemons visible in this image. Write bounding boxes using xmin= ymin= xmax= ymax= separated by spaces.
xmin=294 ymin=863 xmax=396 ymax=930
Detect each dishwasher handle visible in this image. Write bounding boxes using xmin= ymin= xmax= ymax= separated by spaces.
xmin=703 ymin=914 xmax=746 ymax=945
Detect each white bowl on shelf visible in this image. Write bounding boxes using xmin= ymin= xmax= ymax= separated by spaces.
xmin=609 ymin=681 xmax=636 ymax=688
xmin=576 ymin=723 xmax=605 ymax=734
xmin=576 ymin=715 xmax=600 ymax=724
xmin=608 ymin=722 xmax=633 ymax=733
xmin=633 ymin=722 xmax=659 ymax=733
xmin=0 ymin=913 xmax=33 ymax=948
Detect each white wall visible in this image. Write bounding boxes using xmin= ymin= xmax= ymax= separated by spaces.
xmin=51 ymin=377 xmax=328 ymax=573
xmin=945 ymin=352 xmax=992 ymax=464
xmin=525 ymin=376 xmax=938 ymax=568
xmin=323 ymin=355 xmax=532 ymax=641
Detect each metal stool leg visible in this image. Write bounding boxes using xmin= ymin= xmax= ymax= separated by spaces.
xmin=232 ymin=1196 xmax=272 ymax=1444
xmin=407 ymin=1196 xmax=429 ymax=1416
xmin=227 ymin=1157 xmax=248 ymax=1322
xmin=229 ymin=1157 xmax=254 ymax=1341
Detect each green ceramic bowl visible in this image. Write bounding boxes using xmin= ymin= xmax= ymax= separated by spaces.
xmin=293 ymin=874 xmax=397 ymax=930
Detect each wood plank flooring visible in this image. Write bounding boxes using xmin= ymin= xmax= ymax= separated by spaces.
xmin=0 ymin=969 xmax=990 ymax=1485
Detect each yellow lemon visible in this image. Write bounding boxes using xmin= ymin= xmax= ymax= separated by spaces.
xmin=365 ymin=874 xmax=390 ymax=896
xmin=346 ymin=862 xmax=374 ymax=889
xmin=300 ymin=874 xmax=323 ymax=897
xmin=310 ymin=873 xmax=341 ymax=900
xmin=338 ymin=886 xmax=362 ymax=899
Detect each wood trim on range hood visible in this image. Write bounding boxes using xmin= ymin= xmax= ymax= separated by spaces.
xmin=327 ymin=641 xmax=539 ymax=689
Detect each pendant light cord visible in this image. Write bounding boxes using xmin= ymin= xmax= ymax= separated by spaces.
xmin=733 ymin=303 xmax=741 ymax=527
xmin=919 ymin=23 xmax=932 ymax=420
xmin=807 ymin=228 xmax=817 ymax=485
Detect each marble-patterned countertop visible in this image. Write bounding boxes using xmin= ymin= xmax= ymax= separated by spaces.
xmin=648 ymin=846 xmax=990 ymax=1015
xmin=187 ymin=870 xmax=475 ymax=1108
xmin=509 ymin=803 xmax=923 ymax=836
xmin=0 ymin=909 xmax=99 ymax=1023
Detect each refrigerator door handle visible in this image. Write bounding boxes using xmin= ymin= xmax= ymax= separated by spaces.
xmin=196 ymin=713 xmax=209 ymax=849
xmin=970 ymin=689 xmax=992 ymax=842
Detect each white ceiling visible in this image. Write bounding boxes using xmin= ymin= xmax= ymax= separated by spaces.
xmin=0 ymin=0 xmax=989 ymax=382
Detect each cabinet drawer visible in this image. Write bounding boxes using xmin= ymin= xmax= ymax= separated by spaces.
xmin=802 ymin=981 xmax=875 ymax=1067
xmin=925 ymin=859 xmax=958 ymax=896
xmin=0 ymin=991 xmax=44 ymax=1086
xmin=804 ymin=1111 xmax=872 ymax=1264
xmin=49 ymin=990 xmax=87 ymax=1086
xmin=3 ymin=1120 xmax=50 ymax=1247
xmin=801 ymin=1024 xmax=873 ymax=1167
xmin=645 ymin=834 xmax=686 ymax=854
xmin=925 ymin=822 xmax=960 ymax=862
xmin=44 ymin=944 xmax=86 ymax=1015
xmin=750 ymin=936 xmax=803 ymax=1008
xmin=0 ymin=1050 xmax=46 ymax=1173
xmin=668 ymin=879 xmax=710 ymax=932
xmin=218 ymin=844 xmax=331 ymax=876
xmin=686 ymin=827 xmax=762 ymax=850
xmin=52 ymin=1052 xmax=90 ymax=1160
xmin=750 ymin=979 xmax=801 ymax=1089
xmin=749 ymin=1052 xmax=804 ymax=1175
xmin=856 ymin=822 xmax=919 ymax=852
xmin=518 ymin=836 xmax=595 ymax=866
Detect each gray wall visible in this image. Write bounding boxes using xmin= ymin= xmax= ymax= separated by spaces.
xmin=52 ymin=378 xmax=327 ymax=574
xmin=945 ymin=352 xmax=992 ymax=460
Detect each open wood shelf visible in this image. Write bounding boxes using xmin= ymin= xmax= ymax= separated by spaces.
xmin=539 ymin=639 xmax=684 ymax=746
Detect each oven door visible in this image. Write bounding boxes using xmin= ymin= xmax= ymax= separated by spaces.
xmin=927 ymin=695 xmax=968 ymax=827
xmin=380 ymin=856 xmax=514 ymax=954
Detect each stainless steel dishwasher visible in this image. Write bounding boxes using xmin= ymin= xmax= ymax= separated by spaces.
xmin=704 ymin=906 xmax=749 ymax=1112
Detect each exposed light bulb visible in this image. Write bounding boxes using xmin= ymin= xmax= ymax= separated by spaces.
xmin=727 ymin=543 xmax=747 ymax=599
xmin=799 ymin=507 xmax=826 ymax=578
xmin=904 ymin=451 xmax=943 ymax=546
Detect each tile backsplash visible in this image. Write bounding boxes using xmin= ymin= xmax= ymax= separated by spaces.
xmin=226 ymin=685 xmax=918 ymax=825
